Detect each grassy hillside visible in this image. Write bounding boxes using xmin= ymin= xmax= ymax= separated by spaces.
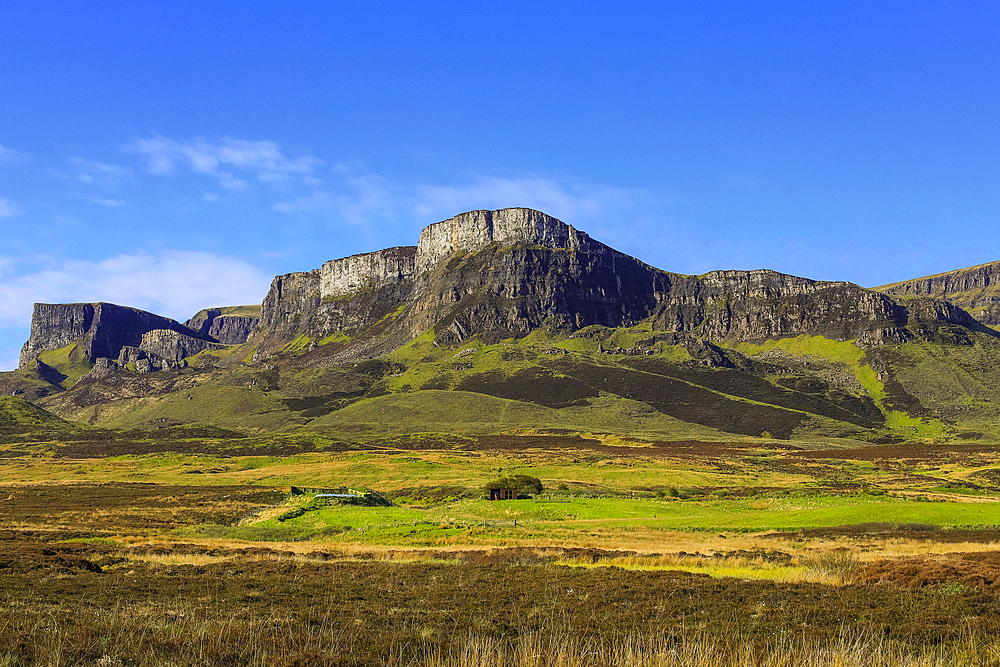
xmin=307 ymin=390 xmax=732 ymax=440
xmin=8 ymin=308 xmax=1000 ymax=445
xmin=0 ymin=395 xmax=77 ymax=434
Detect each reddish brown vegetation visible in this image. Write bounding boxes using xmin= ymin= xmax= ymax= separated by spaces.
xmin=0 ymin=483 xmax=284 ymax=535
xmin=856 ymin=551 xmax=1000 ymax=589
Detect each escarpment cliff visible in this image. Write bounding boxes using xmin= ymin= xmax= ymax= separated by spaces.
xmin=321 ymin=247 xmax=416 ymax=298
xmin=252 ymin=208 xmax=660 ymax=358
xmin=20 ymin=303 xmax=224 ymax=374
xmin=186 ymin=306 xmax=260 ymax=345
xmin=878 ymin=261 xmax=1000 ymax=327
xmin=250 ymin=207 xmax=981 ymax=361
xmin=17 ymin=208 xmax=989 ymax=379
xmin=649 ymin=270 xmax=915 ymax=346
xmin=414 ymin=209 xmax=596 ymax=273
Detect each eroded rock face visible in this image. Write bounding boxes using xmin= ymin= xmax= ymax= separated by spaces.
xmin=878 ymin=261 xmax=1000 ymax=326
xmin=321 ymin=247 xmax=416 ymax=298
xmin=651 ymin=271 xmax=913 ymax=345
xmin=26 ymin=209 xmax=988 ymax=374
xmin=415 ymin=208 xmax=594 ymax=273
xmin=252 ymin=208 xmax=982 ymax=361
xmin=19 ymin=302 xmax=218 ymax=371
xmin=405 ymin=241 xmax=665 ymax=343
xmin=19 ymin=304 xmax=95 ymax=366
xmin=186 ymin=308 xmax=260 ymax=345
xmin=140 ymin=329 xmax=226 ymax=362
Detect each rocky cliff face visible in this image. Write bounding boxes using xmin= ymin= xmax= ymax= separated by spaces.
xmin=651 ymin=270 xmax=915 ymax=345
xmin=186 ymin=307 xmax=260 ymax=345
xmin=415 ymin=208 xmax=595 ymax=273
xmin=20 ymin=302 xmax=221 ymax=372
xmin=20 ymin=209 xmax=986 ymax=376
xmin=878 ymin=261 xmax=1000 ymax=326
xmin=19 ymin=304 xmax=95 ymax=365
xmin=405 ymin=240 xmax=665 ymax=343
xmin=253 ymin=262 xmax=416 ymax=361
xmin=321 ymin=247 xmax=416 ymax=298
xmin=252 ymin=208 xmax=981 ymax=361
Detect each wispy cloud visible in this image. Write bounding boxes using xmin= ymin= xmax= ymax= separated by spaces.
xmin=274 ymin=167 xmax=398 ymax=225
xmin=0 ymin=250 xmax=272 ymax=329
xmin=124 ymin=135 xmax=322 ymax=188
xmin=0 ymin=200 xmax=17 ymax=218
xmin=88 ymin=197 xmax=127 ymax=208
xmin=0 ymin=145 xmax=28 ymax=166
xmin=49 ymin=157 xmax=134 ymax=189
xmin=273 ymin=166 xmax=665 ymax=243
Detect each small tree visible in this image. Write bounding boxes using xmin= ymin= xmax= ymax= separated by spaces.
xmin=484 ymin=474 xmax=543 ymax=497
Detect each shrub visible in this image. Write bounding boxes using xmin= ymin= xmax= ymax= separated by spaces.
xmin=484 ymin=474 xmax=544 ymax=496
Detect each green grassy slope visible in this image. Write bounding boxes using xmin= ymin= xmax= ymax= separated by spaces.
xmin=30 ymin=326 xmax=889 ymax=442
xmin=307 ymin=389 xmax=731 ymax=440
xmin=17 ymin=311 xmax=1000 ymax=443
xmin=0 ymin=396 xmax=77 ymax=433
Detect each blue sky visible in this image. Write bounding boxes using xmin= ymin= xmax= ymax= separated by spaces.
xmin=2 ymin=2 xmax=1000 ymax=369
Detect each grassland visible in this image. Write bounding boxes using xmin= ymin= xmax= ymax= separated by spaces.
xmin=39 ymin=324 xmax=995 ymax=444
xmin=5 ymin=424 xmax=1000 ymax=664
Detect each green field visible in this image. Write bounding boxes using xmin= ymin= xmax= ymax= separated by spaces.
xmin=170 ymin=491 xmax=1000 ymax=548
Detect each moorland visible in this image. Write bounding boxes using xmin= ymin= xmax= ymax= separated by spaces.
xmin=4 ymin=209 xmax=1000 ymax=665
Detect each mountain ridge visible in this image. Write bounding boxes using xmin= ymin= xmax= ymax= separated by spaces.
xmin=5 ymin=207 xmax=1000 ymax=442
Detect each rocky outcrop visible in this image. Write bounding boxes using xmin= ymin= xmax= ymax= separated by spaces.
xmin=207 ymin=316 xmax=258 ymax=345
xmin=415 ymin=208 xmax=595 ymax=273
xmin=28 ymin=209 xmax=985 ymax=374
xmin=405 ymin=239 xmax=665 ymax=342
xmin=256 ymin=270 xmax=321 ymax=335
xmin=649 ymin=270 xmax=914 ymax=345
xmin=253 ymin=262 xmax=416 ymax=360
xmin=186 ymin=307 xmax=260 ymax=345
xmin=878 ymin=261 xmax=1000 ymax=326
xmin=19 ymin=304 xmax=95 ymax=366
xmin=19 ymin=302 xmax=220 ymax=372
xmin=139 ymin=329 xmax=226 ymax=362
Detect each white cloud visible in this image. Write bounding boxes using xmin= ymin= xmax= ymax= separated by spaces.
xmin=0 ymin=250 xmax=273 ymax=329
xmin=274 ymin=165 xmax=667 ymax=253
xmin=124 ymin=135 xmax=322 ymax=187
xmin=50 ymin=157 xmax=134 ymax=189
xmin=274 ymin=169 xmax=398 ymax=225
xmin=0 ymin=199 xmax=17 ymax=217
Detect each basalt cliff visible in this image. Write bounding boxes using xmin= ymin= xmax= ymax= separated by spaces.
xmin=878 ymin=260 xmax=1000 ymax=327
xmin=18 ymin=302 xmax=258 ymax=387
xmin=8 ymin=208 xmax=1000 ymax=440
xmin=250 ymin=208 xmax=976 ymax=363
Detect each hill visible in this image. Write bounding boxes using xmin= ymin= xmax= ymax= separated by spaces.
xmin=0 ymin=395 xmax=76 ymax=434
xmin=6 ymin=208 xmax=1000 ymax=443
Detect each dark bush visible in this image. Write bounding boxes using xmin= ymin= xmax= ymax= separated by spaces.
xmin=485 ymin=474 xmax=543 ymax=495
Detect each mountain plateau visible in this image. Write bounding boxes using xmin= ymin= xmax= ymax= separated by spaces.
xmin=4 ymin=208 xmax=1000 ymax=443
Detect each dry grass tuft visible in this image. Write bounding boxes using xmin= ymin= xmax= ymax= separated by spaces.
xmin=422 ymin=627 xmax=1000 ymax=667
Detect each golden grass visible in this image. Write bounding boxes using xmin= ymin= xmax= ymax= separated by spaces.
xmin=11 ymin=599 xmax=998 ymax=667
xmin=420 ymin=627 xmax=1000 ymax=667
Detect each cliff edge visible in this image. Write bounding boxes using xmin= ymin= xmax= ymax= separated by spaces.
xmin=252 ymin=207 xmax=980 ymax=363
xmin=19 ymin=302 xmax=225 ymax=373
xmin=877 ymin=260 xmax=1000 ymax=327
